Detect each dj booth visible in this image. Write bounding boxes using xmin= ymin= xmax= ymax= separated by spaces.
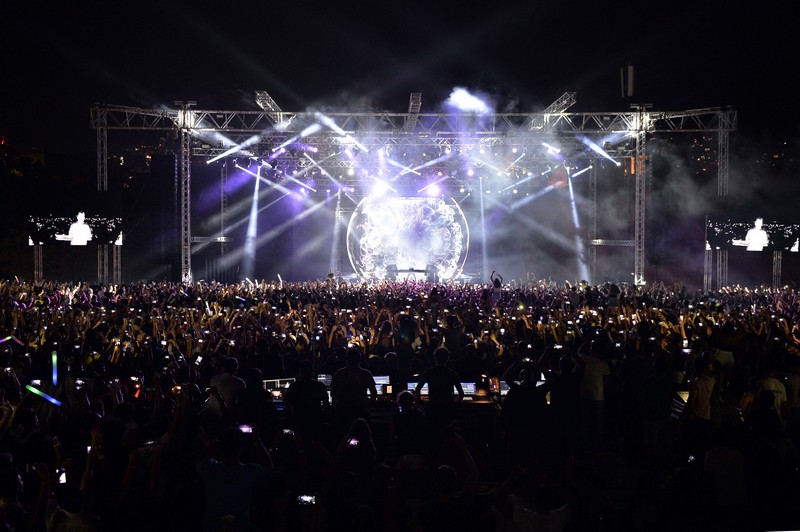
xmin=262 ymin=375 xmax=508 ymax=405
xmin=385 ymin=264 xmax=439 ymax=283
xmin=263 ymin=375 xmax=504 ymax=452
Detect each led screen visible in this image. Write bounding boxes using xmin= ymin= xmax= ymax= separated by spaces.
xmin=28 ymin=213 xmax=123 ymax=246
xmin=346 ymin=197 xmax=469 ymax=280
xmin=707 ymin=217 xmax=799 ymax=253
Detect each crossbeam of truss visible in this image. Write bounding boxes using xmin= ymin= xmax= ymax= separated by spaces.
xmin=90 ymin=106 xmax=736 ymax=135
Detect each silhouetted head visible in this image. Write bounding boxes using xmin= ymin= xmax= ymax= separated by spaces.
xmin=396 ymin=390 xmax=414 ymax=411
xmin=223 ymin=356 xmax=239 ymax=375
xmin=299 ymin=359 xmax=313 ymax=379
xmin=346 ymin=347 xmax=362 ymax=367
xmin=433 ymin=346 xmax=450 ymax=365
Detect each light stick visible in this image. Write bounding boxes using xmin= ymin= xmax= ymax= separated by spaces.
xmin=25 ymin=384 xmax=62 ymax=406
xmin=0 ymin=336 xmax=22 ymax=345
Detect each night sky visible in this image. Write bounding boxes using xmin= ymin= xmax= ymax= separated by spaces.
xmin=1 ymin=0 xmax=798 ymax=285
xmin=2 ymin=0 xmax=797 ymax=154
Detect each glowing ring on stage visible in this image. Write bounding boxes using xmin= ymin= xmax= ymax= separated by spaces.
xmin=346 ymin=196 xmax=469 ymax=281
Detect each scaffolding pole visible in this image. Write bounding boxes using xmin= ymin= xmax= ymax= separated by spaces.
xmin=773 ymin=251 xmax=782 ymax=291
xmin=33 ymin=245 xmax=43 ymax=285
xmin=633 ymin=106 xmax=650 ymax=286
xmin=588 ymin=164 xmax=597 ymax=283
xmin=97 ymin=245 xmax=108 ymax=285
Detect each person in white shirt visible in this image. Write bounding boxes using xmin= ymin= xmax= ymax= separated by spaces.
xmin=67 ymin=212 xmax=93 ymax=245
xmin=205 ymin=357 xmax=247 ymax=419
xmin=732 ymin=217 xmax=769 ymax=251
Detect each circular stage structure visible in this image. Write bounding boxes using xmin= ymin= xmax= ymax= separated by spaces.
xmin=346 ymin=196 xmax=469 ymax=281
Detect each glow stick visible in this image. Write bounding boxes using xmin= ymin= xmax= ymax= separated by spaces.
xmin=52 ymin=351 xmax=58 ymax=385
xmin=25 ymin=384 xmax=62 ymax=406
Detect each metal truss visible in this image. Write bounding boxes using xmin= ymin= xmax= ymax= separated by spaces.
xmin=220 ymin=162 xmax=228 ymax=256
xmin=96 ymin=108 xmax=108 ymax=191
xmin=702 ymin=110 xmax=733 ymax=288
xmin=97 ymin=245 xmax=108 ymax=285
xmin=255 ymin=91 xmax=283 ymax=125
xmin=33 ymin=245 xmax=43 ymax=285
xmin=590 ymin=239 xmax=635 ymax=247
xmin=91 ymin=99 xmax=736 ymax=284
xmin=773 ymin=251 xmax=782 ymax=290
xmin=90 ymin=106 xmax=735 ymax=137
xmin=112 ymin=244 xmax=121 ymax=285
xmin=405 ymin=93 xmax=422 ymax=132
xmin=588 ymin=166 xmax=597 ymax=281
xmin=179 ymin=128 xmax=192 ymax=282
xmin=716 ymin=249 xmax=729 ymax=290
xmin=634 ymin=131 xmax=647 ymax=286
xmin=531 ymin=92 xmax=576 ymax=131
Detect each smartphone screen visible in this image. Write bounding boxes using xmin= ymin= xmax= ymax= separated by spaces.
xmin=298 ymin=495 xmax=315 ymax=506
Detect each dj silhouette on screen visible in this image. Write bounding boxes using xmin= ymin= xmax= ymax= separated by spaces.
xmin=56 ymin=212 xmax=93 ymax=245
xmin=732 ymin=217 xmax=768 ymax=251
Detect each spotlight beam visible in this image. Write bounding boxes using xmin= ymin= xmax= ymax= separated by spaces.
xmin=196 ymin=192 xmax=291 ymax=257
xmin=481 ymin=193 xmax=511 ymax=213
xmin=220 ymin=196 xmax=329 ymax=268
xmin=510 ymin=184 xmax=557 ymax=210
xmin=466 ymin=154 xmax=505 ymax=175
xmin=386 ymin=158 xmax=421 ymax=177
xmin=207 ymin=134 xmax=262 ymax=164
xmin=571 ymin=166 xmax=592 ymax=178
xmin=203 ymin=172 xmax=281 ymax=231
xmin=191 ymin=192 xmax=289 ymax=255
xmin=504 ymin=153 xmax=525 ymax=172
xmin=303 ymin=153 xmax=347 ymax=190
xmin=238 ymin=164 xmax=317 ymax=205
xmin=286 ymin=176 xmax=317 ymax=192
xmin=330 ymin=191 xmax=342 ymax=275
xmin=487 ymin=194 xmax=578 ymax=254
xmin=542 ymin=142 xmax=560 ymax=154
xmin=579 ymin=136 xmax=622 ymax=166
xmin=567 ymin=175 xmax=591 ymax=281
xmin=455 ymin=194 xmax=472 ymax=205
xmin=369 ymin=177 xmax=398 ymax=193
xmin=273 ymin=123 xmax=323 ymax=153
xmin=236 ymin=164 xmax=293 ymax=197
xmin=479 ymin=177 xmax=488 ymax=281
xmin=417 ymin=173 xmax=452 ymax=194
xmin=500 ymin=171 xmax=541 ymax=192
xmin=287 ymin=231 xmax=333 ymax=271
xmin=315 ymin=112 xmax=369 ymax=153
xmin=392 ymin=152 xmax=452 ymax=180
xmin=242 ymin=165 xmax=261 ymax=278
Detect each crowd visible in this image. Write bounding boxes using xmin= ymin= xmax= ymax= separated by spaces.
xmin=0 ymin=276 xmax=799 ymax=531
